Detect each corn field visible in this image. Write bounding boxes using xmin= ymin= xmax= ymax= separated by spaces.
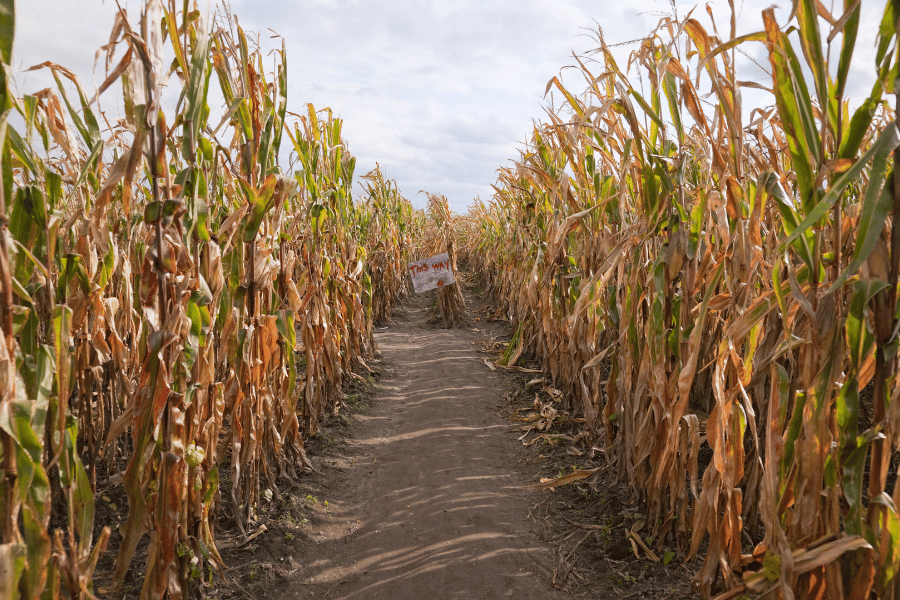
xmin=461 ymin=1 xmax=900 ymax=599
xmin=0 ymin=1 xmax=417 ymax=597
xmin=419 ymin=192 xmax=467 ymax=325
xmin=5 ymin=0 xmax=900 ymax=598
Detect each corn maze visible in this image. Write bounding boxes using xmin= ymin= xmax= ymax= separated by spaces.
xmin=460 ymin=2 xmax=900 ymax=599
xmin=0 ymin=1 xmax=418 ymax=597
xmin=1 ymin=0 xmax=900 ymax=599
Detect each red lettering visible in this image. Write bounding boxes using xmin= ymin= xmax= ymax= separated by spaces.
xmin=409 ymin=263 xmax=431 ymax=276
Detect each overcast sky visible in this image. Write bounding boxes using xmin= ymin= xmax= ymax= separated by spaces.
xmin=12 ymin=1 xmax=886 ymax=213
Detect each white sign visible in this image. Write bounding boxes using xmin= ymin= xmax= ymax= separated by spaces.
xmin=408 ymin=253 xmax=455 ymax=293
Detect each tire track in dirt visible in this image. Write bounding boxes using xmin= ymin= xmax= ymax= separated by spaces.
xmin=276 ymin=293 xmax=566 ymax=599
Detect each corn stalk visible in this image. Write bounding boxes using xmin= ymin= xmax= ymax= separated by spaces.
xmin=1 ymin=1 xmax=416 ymax=598
xmin=420 ymin=192 xmax=467 ymax=325
xmin=358 ymin=166 xmax=414 ymax=324
xmin=461 ymin=2 xmax=900 ymax=598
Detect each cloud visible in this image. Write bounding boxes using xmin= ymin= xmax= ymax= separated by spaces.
xmin=12 ymin=0 xmax=890 ymax=213
xmin=13 ymin=2 xmax=120 ymax=91
xmin=435 ymin=117 xmax=520 ymax=146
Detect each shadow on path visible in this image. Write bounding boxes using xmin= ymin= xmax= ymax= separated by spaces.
xmin=275 ymin=295 xmax=563 ymax=599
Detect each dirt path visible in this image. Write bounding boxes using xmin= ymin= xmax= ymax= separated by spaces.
xmin=270 ymin=293 xmax=566 ymax=599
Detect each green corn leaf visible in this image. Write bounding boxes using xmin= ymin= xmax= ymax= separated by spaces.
xmin=839 ymin=92 xmax=880 ymax=160
xmin=199 ymin=136 xmax=213 ymax=162
xmin=843 ymin=428 xmax=886 ymax=539
xmin=31 ymin=345 xmax=54 ymax=436
xmin=18 ymin=438 xmax=51 ymax=599
xmin=878 ymin=503 xmax=900 ymax=588
xmin=96 ymin=242 xmax=116 ymax=289
xmin=242 ymin=174 xmax=278 ymax=242
xmin=143 ymin=197 xmax=187 ymax=224
xmin=795 ymin=0 xmax=828 ymax=113
xmin=875 ymin=0 xmax=898 ymax=69
xmin=275 ymin=309 xmax=296 ymax=350
xmin=828 ymin=182 xmax=893 ymax=293
xmin=195 ymin=198 xmax=210 ymax=242
xmin=272 ymin=40 xmax=287 ymax=158
xmin=52 ymin=304 xmax=72 ymax=404
xmin=236 ymin=24 xmax=250 ymax=100
xmin=44 ymin=167 xmax=63 ymax=210
xmin=57 ymin=254 xmax=90 ymax=302
xmin=629 ymin=89 xmax=664 ymax=132
xmin=662 ymin=71 xmax=683 ymax=145
xmin=65 ymin=429 xmax=96 ymax=553
xmin=307 ymin=103 xmax=320 ymax=143
xmin=834 ymin=0 xmax=861 ymax=102
xmin=10 ymin=276 xmax=31 ymax=306
xmin=185 ymin=299 xmax=201 ymax=369
xmin=845 ymin=279 xmax=883 ymax=368
xmin=842 ymin=440 xmax=868 ymax=536
xmin=763 ymin=9 xmax=818 ymax=211
xmin=781 ymin=391 xmax=807 ymax=481
xmin=7 ymin=126 xmax=39 ymax=176
xmin=0 ymin=0 xmax=12 ymax=66
xmin=22 ymin=94 xmax=37 ymax=139
xmin=0 ymin=544 xmax=26 ymax=600
xmin=202 ymin=466 xmax=219 ymax=505
xmin=257 ymin=111 xmax=273 ymax=173
xmin=9 ymin=186 xmax=43 ymax=282
xmin=211 ymin=47 xmax=251 ymax=140
xmin=761 ymin=171 xmax=814 ymax=268
xmin=184 ymin=18 xmax=211 ymax=152
xmin=780 ymin=124 xmax=900 ymax=255
xmin=210 ymin=97 xmax=245 ymax=138
xmin=0 ymin=0 xmax=13 ymax=113
xmin=836 ymin=375 xmax=860 ymax=459
xmin=164 ymin=9 xmax=188 ymax=76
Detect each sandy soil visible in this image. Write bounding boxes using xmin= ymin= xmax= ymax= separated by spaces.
xmin=248 ymin=291 xmax=565 ymax=599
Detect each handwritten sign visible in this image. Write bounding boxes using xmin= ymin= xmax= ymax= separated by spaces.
xmin=408 ymin=253 xmax=455 ymax=293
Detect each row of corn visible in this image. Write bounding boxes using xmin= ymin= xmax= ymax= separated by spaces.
xmin=0 ymin=1 xmax=418 ymax=598
xmin=419 ymin=192 xmax=467 ymax=325
xmin=460 ymin=1 xmax=900 ymax=598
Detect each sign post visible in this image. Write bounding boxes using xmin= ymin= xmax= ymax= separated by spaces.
xmin=408 ymin=253 xmax=455 ymax=293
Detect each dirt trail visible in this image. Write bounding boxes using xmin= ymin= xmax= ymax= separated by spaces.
xmin=273 ymin=293 xmax=565 ymax=599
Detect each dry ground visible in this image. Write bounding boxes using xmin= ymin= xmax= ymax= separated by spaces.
xmin=205 ymin=285 xmax=698 ymax=599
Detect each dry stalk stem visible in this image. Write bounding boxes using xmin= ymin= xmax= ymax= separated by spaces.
xmin=0 ymin=2 xmax=421 ymax=597
xmin=460 ymin=3 xmax=900 ymax=598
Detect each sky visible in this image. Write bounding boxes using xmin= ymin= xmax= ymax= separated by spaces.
xmin=11 ymin=0 xmax=887 ymax=213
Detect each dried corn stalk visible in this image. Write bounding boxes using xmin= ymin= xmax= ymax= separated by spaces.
xmin=420 ymin=192 xmax=467 ymax=325
xmin=461 ymin=2 xmax=900 ymax=598
xmin=0 ymin=2 xmax=417 ymax=598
